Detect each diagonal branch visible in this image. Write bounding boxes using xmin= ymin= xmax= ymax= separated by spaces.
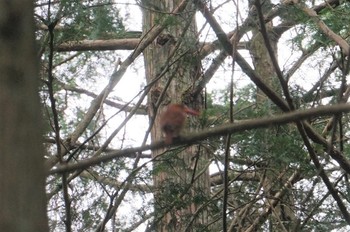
xmin=284 ymin=42 xmax=323 ymax=82
xmin=194 ymin=0 xmax=233 ymax=55
xmin=57 ymin=80 xmax=147 ymax=114
xmin=245 ymin=170 xmax=301 ymax=232
xmin=300 ymin=3 xmax=350 ymax=55
xmin=254 ymin=0 xmax=295 ymax=110
xmin=298 ymin=123 xmax=350 ymax=225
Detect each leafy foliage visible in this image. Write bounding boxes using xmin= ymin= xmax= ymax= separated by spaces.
xmin=49 ymin=0 xmax=125 ymax=42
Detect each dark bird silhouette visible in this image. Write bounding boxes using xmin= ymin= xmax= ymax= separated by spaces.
xmin=160 ymin=104 xmax=199 ymax=144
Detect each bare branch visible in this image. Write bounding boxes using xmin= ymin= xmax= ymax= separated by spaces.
xmin=300 ymin=4 xmax=350 ymax=55
xmin=49 ymin=103 xmax=350 ymax=175
xmin=245 ymin=170 xmax=300 ymax=232
xmin=56 ymin=39 xmax=140 ymax=52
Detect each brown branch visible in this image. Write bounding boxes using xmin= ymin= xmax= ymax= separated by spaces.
xmin=269 ymin=1 xmax=341 ymax=39
xmin=57 ymin=37 xmax=246 ymax=54
xmin=192 ymin=49 xmax=227 ymax=98
xmin=49 ymin=103 xmax=350 ymax=175
xmin=312 ymin=0 xmax=342 ymax=13
xmin=80 ymin=170 xmax=152 ymax=192
xmin=192 ymin=2 xmax=252 ymax=99
xmin=236 ymin=52 xmax=290 ymax=111
xmin=57 ymin=81 xmax=147 ymax=114
xmin=195 ymin=0 xmax=233 ymax=55
xmin=199 ymin=40 xmax=246 ymax=59
xmin=210 ymin=170 xmax=260 ymax=186
xmin=300 ymin=4 xmax=350 ymax=55
xmin=46 ymin=12 xmax=72 ymax=230
xmin=235 ymin=49 xmax=350 ymax=174
xmin=245 ymin=170 xmax=300 ymax=232
xmin=254 ymin=0 xmax=295 ymax=110
xmin=56 ymin=39 xmax=140 ymax=52
xmin=298 ymin=122 xmax=350 ymax=225
xmin=44 ymin=137 xmax=151 ymax=158
xmin=285 ymin=43 xmax=324 ymax=82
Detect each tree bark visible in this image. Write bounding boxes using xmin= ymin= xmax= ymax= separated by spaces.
xmin=247 ymin=0 xmax=297 ymax=231
xmin=142 ymin=0 xmax=210 ymax=231
xmin=0 ymin=1 xmax=49 ymax=231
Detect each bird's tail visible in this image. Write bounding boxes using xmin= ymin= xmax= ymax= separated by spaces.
xmin=164 ymin=134 xmax=173 ymax=144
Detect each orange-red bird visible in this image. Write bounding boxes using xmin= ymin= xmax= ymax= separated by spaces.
xmin=160 ymin=104 xmax=199 ymax=144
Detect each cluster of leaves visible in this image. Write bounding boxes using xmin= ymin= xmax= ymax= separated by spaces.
xmin=38 ymin=0 xmax=126 ymax=42
xmin=66 ymin=0 xmax=124 ymax=40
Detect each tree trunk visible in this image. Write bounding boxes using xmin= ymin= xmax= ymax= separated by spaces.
xmin=0 ymin=1 xmax=49 ymax=231
xmin=248 ymin=0 xmax=297 ymax=231
xmin=142 ymin=1 xmax=210 ymax=231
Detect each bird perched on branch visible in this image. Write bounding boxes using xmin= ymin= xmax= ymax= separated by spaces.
xmin=160 ymin=104 xmax=200 ymax=144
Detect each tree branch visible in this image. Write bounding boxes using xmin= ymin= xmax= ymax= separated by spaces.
xmin=49 ymin=103 xmax=350 ymax=175
xmin=300 ymin=4 xmax=350 ymax=55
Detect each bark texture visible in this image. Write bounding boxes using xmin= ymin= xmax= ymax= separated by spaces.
xmin=246 ymin=0 xmax=297 ymax=230
xmin=0 ymin=1 xmax=49 ymax=231
xmin=142 ymin=0 xmax=210 ymax=231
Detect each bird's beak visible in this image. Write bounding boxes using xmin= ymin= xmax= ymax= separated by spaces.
xmin=183 ymin=106 xmax=200 ymax=116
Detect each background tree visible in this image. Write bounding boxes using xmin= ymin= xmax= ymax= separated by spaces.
xmin=35 ymin=0 xmax=350 ymax=231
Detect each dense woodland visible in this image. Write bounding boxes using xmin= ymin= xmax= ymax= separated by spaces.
xmin=1 ymin=0 xmax=350 ymax=231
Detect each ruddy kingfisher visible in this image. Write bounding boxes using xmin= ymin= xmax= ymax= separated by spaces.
xmin=160 ymin=104 xmax=200 ymax=144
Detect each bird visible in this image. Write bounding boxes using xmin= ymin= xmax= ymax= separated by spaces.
xmin=160 ymin=104 xmax=199 ymax=144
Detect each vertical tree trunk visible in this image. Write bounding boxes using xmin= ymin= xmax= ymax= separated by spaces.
xmin=248 ymin=0 xmax=297 ymax=231
xmin=142 ymin=1 xmax=210 ymax=231
xmin=0 ymin=1 xmax=49 ymax=231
